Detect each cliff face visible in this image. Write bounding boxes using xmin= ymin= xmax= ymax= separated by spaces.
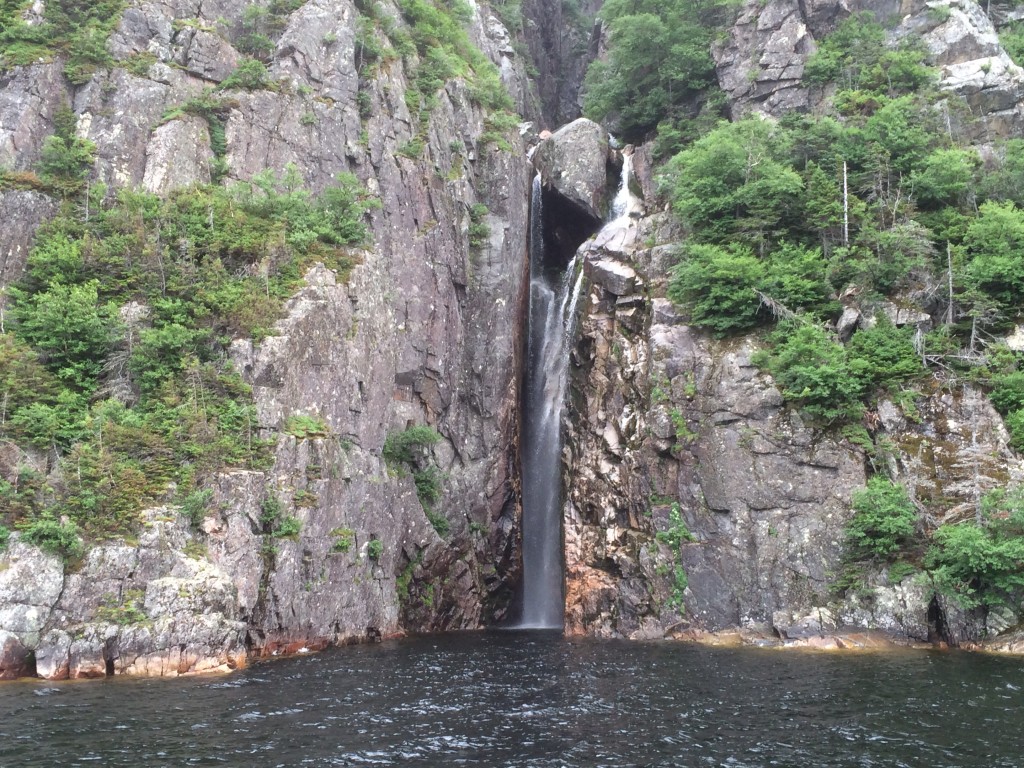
xmin=715 ymin=0 xmax=1024 ymax=136
xmin=0 ymin=0 xmax=533 ymax=678
xmin=552 ymin=0 xmax=1024 ymax=647
xmin=3 ymin=0 xmax=1024 ymax=680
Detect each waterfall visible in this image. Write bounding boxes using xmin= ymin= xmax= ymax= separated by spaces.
xmin=519 ymin=173 xmax=578 ymax=629
xmin=609 ymin=151 xmax=635 ymax=221
xmin=518 ymin=156 xmax=633 ymax=629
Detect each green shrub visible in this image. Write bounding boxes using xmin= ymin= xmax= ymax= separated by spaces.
xmin=218 ymin=58 xmax=273 ymax=91
xmin=846 ymin=315 xmax=924 ymax=393
xmin=926 ymin=490 xmax=1024 ymax=607
xmin=667 ymin=243 xmax=765 ymax=336
xmin=0 ymin=524 xmax=9 ymax=553
xmin=179 ymin=488 xmax=214 ymax=528
xmin=803 ymin=12 xmax=933 ymax=96
xmin=656 ymin=503 xmax=695 ymax=550
xmin=413 ymin=465 xmax=442 ymax=508
xmin=762 ymin=242 xmax=839 ymax=319
xmin=845 ymin=477 xmax=917 ymax=561
xmin=582 ymin=0 xmax=733 ymax=141
xmin=382 ymin=425 xmax=441 ymax=467
xmin=752 ymin=319 xmax=864 ymax=424
xmin=35 ymin=106 xmax=96 ymax=196
xmin=284 ymin=414 xmax=330 ymax=439
xmin=18 ymin=516 xmax=84 ymax=561
xmin=662 ymin=118 xmax=804 ymax=249
xmin=96 ymin=589 xmax=147 ymax=625
xmin=1 ymin=0 xmax=125 ymax=81
xmin=964 ymin=201 xmax=1024 ymax=312
xmin=425 ymin=509 xmax=450 ymax=537
xmin=367 ymin=538 xmax=383 ymax=561
xmin=468 ymin=203 xmax=489 ymax=250
xmin=1 ymin=167 xmax=377 ymax=537
xmin=330 ymin=526 xmax=356 ymax=552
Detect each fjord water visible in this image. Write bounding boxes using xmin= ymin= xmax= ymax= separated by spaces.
xmin=2 ymin=632 xmax=1022 ymax=767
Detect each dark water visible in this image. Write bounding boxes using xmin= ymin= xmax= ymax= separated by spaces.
xmin=2 ymin=632 xmax=1023 ymax=767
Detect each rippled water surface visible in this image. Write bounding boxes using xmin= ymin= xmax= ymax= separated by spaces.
xmin=2 ymin=632 xmax=1023 ymax=767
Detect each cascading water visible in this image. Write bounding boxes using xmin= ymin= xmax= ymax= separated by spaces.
xmin=518 ymin=158 xmax=637 ymax=629
xmin=518 ymin=173 xmax=582 ymax=629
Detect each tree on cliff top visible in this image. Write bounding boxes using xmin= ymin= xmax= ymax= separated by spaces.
xmin=582 ymin=0 xmax=739 ymax=142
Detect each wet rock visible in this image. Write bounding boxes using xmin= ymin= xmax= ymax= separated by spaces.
xmin=0 ymin=540 xmax=64 ymax=649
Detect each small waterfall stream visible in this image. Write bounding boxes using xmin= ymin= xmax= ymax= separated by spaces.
xmin=519 ymin=173 xmax=581 ymax=629
xmin=518 ymin=158 xmax=636 ymax=629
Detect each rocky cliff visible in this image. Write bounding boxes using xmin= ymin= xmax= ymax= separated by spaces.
xmin=2 ymin=0 xmax=1024 ymax=681
xmin=0 ymin=0 xmax=534 ymax=678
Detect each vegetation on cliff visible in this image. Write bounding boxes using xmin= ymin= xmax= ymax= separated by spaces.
xmin=584 ymin=6 xmax=1024 ymax=613
xmin=0 ymin=108 xmax=378 ymax=540
xmin=0 ymin=0 xmax=124 ymax=83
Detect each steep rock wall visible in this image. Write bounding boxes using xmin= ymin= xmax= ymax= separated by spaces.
xmin=0 ymin=0 xmax=533 ymax=678
xmin=555 ymin=151 xmax=1023 ymax=647
xmin=714 ymin=0 xmax=1024 ymax=137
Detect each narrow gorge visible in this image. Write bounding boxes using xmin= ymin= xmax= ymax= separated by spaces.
xmin=2 ymin=0 xmax=1024 ymax=684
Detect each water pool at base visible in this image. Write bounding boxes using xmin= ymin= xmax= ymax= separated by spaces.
xmin=1 ymin=631 xmax=1022 ymax=767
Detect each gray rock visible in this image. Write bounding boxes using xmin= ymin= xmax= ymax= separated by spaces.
xmin=0 ymin=190 xmax=59 ymax=291
xmin=586 ymin=257 xmax=636 ymax=296
xmin=533 ymin=117 xmax=610 ymax=219
xmin=142 ymin=115 xmax=212 ymax=192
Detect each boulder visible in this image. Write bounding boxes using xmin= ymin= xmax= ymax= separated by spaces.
xmin=533 ymin=117 xmax=610 ymax=220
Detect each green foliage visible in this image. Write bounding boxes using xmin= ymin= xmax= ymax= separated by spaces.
xmin=468 ymin=203 xmax=489 ymax=250
xmin=235 ymin=1 xmax=305 ymax=61
xmin=925 ymin=489 xmax=1024 ymax=607
xmin=0 ymin=0 xmax=124 ymax=82
xmin=34 ymin=106 xmax=96 ymax=196
xmin=284 ymin=414 xmax=330 ymax=439
xmin=763 ymin=242 xmax=839 ymax=319
xmin=17 ymin=515 xmax=84 ymax=561
xmin=330 ymin=526 xmax=355 ymax=552
xmin=652 ymin=501 xmax=693 ymax=612
xmin=661 ymin=117 xmax=804 ymax=250
xmin=1 ymin=170 xmax=375 ymax=539
xmin=425 ymin=507 xmax=450 ymax=538
xmin=667 ymin=565 xmax=688 ymax=610
xmin=0 ymin=524 xmax=9 ymax=552
xmin=121 ymin=51 xmax=157 ymax=77
xmin=845 ymin=477 xmax=918 ymax=561
xmin=846 ymin=314 xmax=924 ymax=393
xmin=218 ymin=58 xmax=274 ymax=91
xmin=990 ymin=364 xmax=1024 ymax=451
xmin=910 ymin=148 xmax=979 ymax=210
xmin=655 ymin=503 xmax=695 ymax=549
xmin=963 ymin=201 xmax=1024 ymax=312
xmin=9 ymin=280 xmax=118 ymax=392
xmin=803 ymin=12 xmax=933 ymax=97
xmin=582 ymin=0 xmax=738 ymax=141
xmin=753 ymin=320 xmax=863 ymax=424
xmin=382 ymin=425 xmax=446 ymax=516
xmin=667 ymin=243 xmax=765 ymax=336
xmin=367 ymin=537 xmax=383 ymax=561
xmin=179 ymin=488 xmax=213 ymax=528
xmin=385 ymin=0 xmax=515 ymax=136
xmin=96 ymin=589 xmax=147 ymax=625
xmin=382 ymin=425 xmax=442 ymax=467
xmin=413 ymin=465 xmax=443 ymax=508
xmin=260 ymin=494 xmax=300 ymax=537
xmin=1000 ymin=20 xmax=1024 ymax=68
